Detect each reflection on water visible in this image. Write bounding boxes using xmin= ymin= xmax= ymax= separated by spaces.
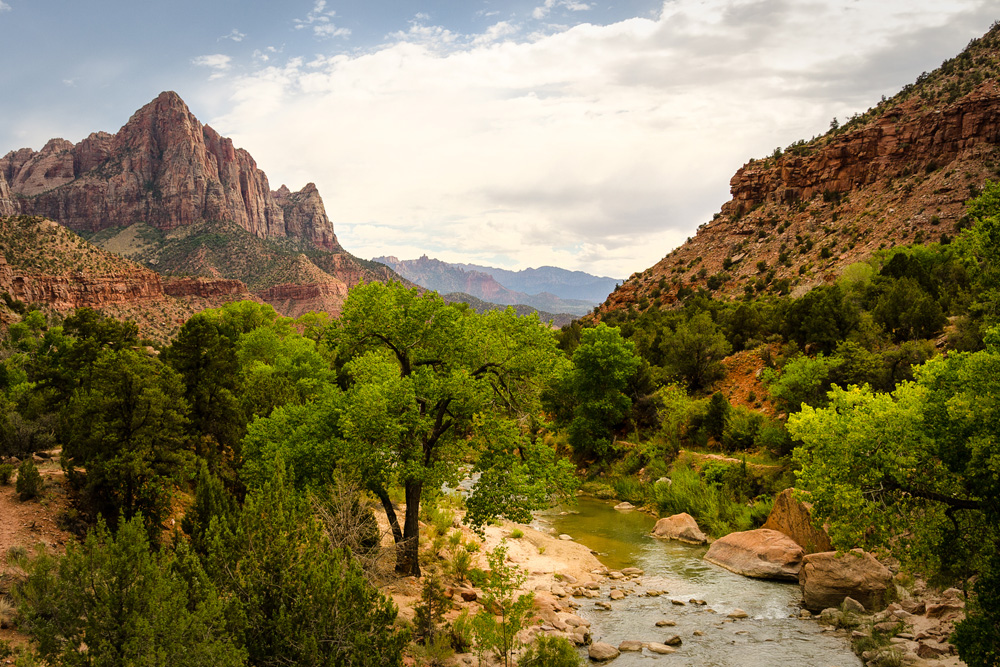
xmin=534 ymin=497 xmax=862 ymax=667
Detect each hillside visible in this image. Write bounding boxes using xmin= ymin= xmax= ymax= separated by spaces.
xmin=373 ymin=255 xmax=599 ymax=316
xmin=0 ymin=215 xmax=256 ymax=339
xmin=0 ymin=92 xmax=404 ymax=316
xmin=599 ymin=23 xmax=1000 ymax=316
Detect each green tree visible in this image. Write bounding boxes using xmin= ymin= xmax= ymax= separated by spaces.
xmin=61 ymin=349 xmax=191 ymax=538
xmin=660 ymin=311 xmax=731 ymax=392
xmin=547 ymin=323 xmax=640 ymax=460
xmin=764 ymin=353 xmax=844 ymax=413
xmin=788 ymin=335 xmax=1000 ymax=665
xmin=332 ymin=283 xmax=563 ymax=576
xmin=471 ymin=542 xmax=534 ymax=667
xmin=205 ymin=465 xmax=407 ymax=667
xmin=15 ymin=515 xmax=244 ymax=667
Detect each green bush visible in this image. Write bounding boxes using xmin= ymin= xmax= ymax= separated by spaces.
xmin=519 ymin=634 xmax=583 ymax=666
xmin=0 ymin=463 xmax=14 ymax=485
xmin=15 ymin=459 xmax=42 ymax=500
xmin=14 ymin=515 xmax=243 ymax=667
xmin=654 ymin=461 xmax=773 ymax=537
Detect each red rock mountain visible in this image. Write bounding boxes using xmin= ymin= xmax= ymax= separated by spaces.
xmin=1 ymin=92 xmax=404 ymax=319
xmin=599 ymin=24 xmax=1000 ymax=316
xmin=1 ymin=91 xmax=337 ymax=251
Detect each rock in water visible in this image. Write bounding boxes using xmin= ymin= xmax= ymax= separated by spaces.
xmin=762 ymin=489 xmax=835 ymax=554
xmin=589 ymin=642 xmax=620 ymax=661
xmin=799 ymin=549 xmax=892 ymax=612
xmin=704 ymin=528 xmax=804 ymax=580
xmin=651 ymin=513 xmax=708 ymax=544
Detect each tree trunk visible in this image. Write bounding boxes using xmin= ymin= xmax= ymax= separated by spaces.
xmin=397 ymin=480 xmax=423 ymax=576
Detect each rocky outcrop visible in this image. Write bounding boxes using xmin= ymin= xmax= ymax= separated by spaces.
xmin=0 ymin=253 xmax=163 ymax=310
xmin=723 ymin=84 xmax=1000 ymax=217
xmin=703 ymin=528 xmax=804 ymax=581
xmin=651 ymin=513 xmax=708 ymax=545
xmin=762 ymin=489 xmax=834 ymax=554
xmin=0 ymin=170 xmax=15 ymax=217
xmin=256 ymin=281 xmax=351 ymax=318
xmin=799 ymin=549 xmax=893 ymax=612
xmin=1 ymin=92 xmax=339 ymax=252
xmin=162 ymin=277 xmax=249 ymax=299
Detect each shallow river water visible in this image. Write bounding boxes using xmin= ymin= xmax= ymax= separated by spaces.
xmin=534 ymin=497 xmax=862 ymax=667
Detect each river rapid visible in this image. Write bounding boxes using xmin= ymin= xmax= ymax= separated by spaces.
xmin=534 ymin=497 xmax=862 ymax=666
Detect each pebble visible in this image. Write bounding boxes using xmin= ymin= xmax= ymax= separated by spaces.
xmin=646 ymin=642 xmax=676 ymax=655
xmin=728 ymin=609 xmax=749 ymax=619
xmin=655 ymin=620 xmax=677 ymax=627
xmin=671 ymin=599 xmax=686 ymax=606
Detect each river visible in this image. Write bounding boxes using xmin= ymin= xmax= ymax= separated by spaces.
xmin=534 ymin=497 xmax=862 ymax=666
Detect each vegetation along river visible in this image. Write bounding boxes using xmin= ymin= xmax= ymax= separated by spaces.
xmin=534 ymin=497 xmax=862 ymax=666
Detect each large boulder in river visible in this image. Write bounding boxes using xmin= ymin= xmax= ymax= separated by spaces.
xmin=703 ymin=528 xmax=803 ymax=580
xmin=651 ymin=513 xmax=708 ymax=544
xmin=589 ymin=642 xmax=620 ymax=661
xmin=762 ymin=489 xmax=834 ymax=554
xmin=799 ymin=549 xmax=893 ymax=612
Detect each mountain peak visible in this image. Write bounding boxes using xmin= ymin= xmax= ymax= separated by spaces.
xmin=1 ymin=93 xmax=341 ymax=251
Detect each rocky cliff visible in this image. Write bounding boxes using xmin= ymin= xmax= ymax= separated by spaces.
xmin=0 ymin=91 xmax=339 ymax=251
xmin=0 ymin=215 xmax=256 ymax=339
xmin=598 ymin=24 xmax=1000 ymax=316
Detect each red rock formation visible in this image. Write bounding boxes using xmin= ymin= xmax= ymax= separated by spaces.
xmin=0 ymin=253 xmax=164 ymax=310
xmin=799 ymin=549 xmax=893 ymax=612
xmin=1 ymin=91 xmax=340 ymax=251
xmin=704 ymin=528 xmax=804 ymax=581
xmin=0 ymin=170 xmax=14 ymax=217
xmin=256 ymin=281 xmax=351 ymax=317
xmin=723 ymin=83 xmax=1000 ymax=217
xmin=762 ymin=489 xmax=835 ymax=554
xmin=162 ymin=277 xmax=250 ymax=299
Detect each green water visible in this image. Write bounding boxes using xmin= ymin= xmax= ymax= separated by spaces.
xmin=535 ymin=497 xmax=862 ymax=667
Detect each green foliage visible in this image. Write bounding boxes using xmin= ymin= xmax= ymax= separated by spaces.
xmin=414 ymin=572 xmax=452 ymax=645
xmin=660 ymin=311 xmax=731 ymax=392
xmin=60 ymin=348 xmax=191 ymax=539
xmin=15 ymin=459 xmax=42 ymax=500
xmin=205 ymin=465 xmax=408 ymax=667
xmin=519 ymin=634 xmax=583 ymax=667
xmin=547 ymin=323 xmax=640 ymax=460
xmin=764 ymin=353 xmax=844 ymax=413
xmin=181 ymin=462 xmax=238 ymax=555
xmin=951 ymin=550 xmax=1000 ymax=667
xmin=465 ymin=415 xmax=577 ymax=530
xmin=14 ymin=515 xmax=244 ymax=667
xmin=471 ymin=542 xmax=534 ymax=667
xmin=0 ymin=463 xmax=14 ymax=485
xmin=654 ymin=460 xmax=772 ymax=537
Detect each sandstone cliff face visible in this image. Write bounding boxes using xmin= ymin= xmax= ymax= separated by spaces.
xmin=0 ymin=92 xmax=339 ymax=252
xmin=722 ymin=84 xmax=1000 ymax=217
xmin=0 ymin=170 xmax=14 ymax=217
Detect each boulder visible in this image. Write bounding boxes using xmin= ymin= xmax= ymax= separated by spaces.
xmin=646 ymin=642 xmax=675 ymax=654
xmin=614 ymin=501 xmax=635 ymax=511
xmin=651 ymin=513 xmax=708 ymax=545
xmin=703 ymin=528 xmax=804 ymax=580
xmin=799 ymin=549 xmax=893 ymax=612
xmin=588 ymin=642 xmax=620 ymax=661
xmin=762 ymin=489 xmax=834 ymax=554
xmin=618 ymin=640 xmax=643 ymax=652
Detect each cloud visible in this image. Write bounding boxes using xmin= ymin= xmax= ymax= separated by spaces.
xmin=220 ymin=28 xmax=246 ymax=42
xmin=295 ymin=0 xmax=351 ymax=39
xmin=191 ymin=54 xmax=233 ymax=80
xmin=0 ymin=1 xmax=10 ymax=13
xmin=532 ymin=0 xmax=592 ymax=21
xmin=204 ymin=0 xmax=995 ymax=276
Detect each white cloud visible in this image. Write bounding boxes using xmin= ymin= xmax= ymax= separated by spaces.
xmin=191 ymin=54 xmax=233 ymax=80
xmin=533 ymin=0 xmax=592 ymax=21
xmin=295 ymin=0 xmax=351 ymax=39
xmin=205 ymin=0 xmax=994 ymax=277
xmin=221 ymin=28 xmax=246 ymax=42
xmin=0 ymin=1 xmax=10 ymax=13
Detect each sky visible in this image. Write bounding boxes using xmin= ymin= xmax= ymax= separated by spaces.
xmin=0 ymin=1 xmax=996 ymax=279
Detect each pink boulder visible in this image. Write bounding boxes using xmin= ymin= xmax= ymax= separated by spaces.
xmin=704 ymin=528 xmax=804 ymax=581
xmin=651 ymin=513 xmax=708 ymax=545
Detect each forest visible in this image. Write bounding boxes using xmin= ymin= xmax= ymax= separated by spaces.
xmin=1 ymin=183 xmax=999 ymax=666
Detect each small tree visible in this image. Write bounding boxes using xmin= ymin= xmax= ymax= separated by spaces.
xmin=15 ymin=515 xmax=244 ymax=667
xmin=660 ymin=312 xmax=731 ymax=393
xmin=472 ymin=542 xmax=534 ymax=667
xmin=15 ymin=459 xmax=42 ymax=500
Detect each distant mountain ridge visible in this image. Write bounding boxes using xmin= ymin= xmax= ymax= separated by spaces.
xmin=450 ymin=263 xmax=619 ymax=303
xmin=372 ymin=255 xmax=613 ymax=316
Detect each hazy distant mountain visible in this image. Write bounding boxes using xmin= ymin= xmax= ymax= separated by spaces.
xmin=451 ymin=263 xmax=619 ymax=303
xmin=372 ymin=255 xmax=610 ymax=316
xmin=440 ymin=293 xmax=575 ymax=328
